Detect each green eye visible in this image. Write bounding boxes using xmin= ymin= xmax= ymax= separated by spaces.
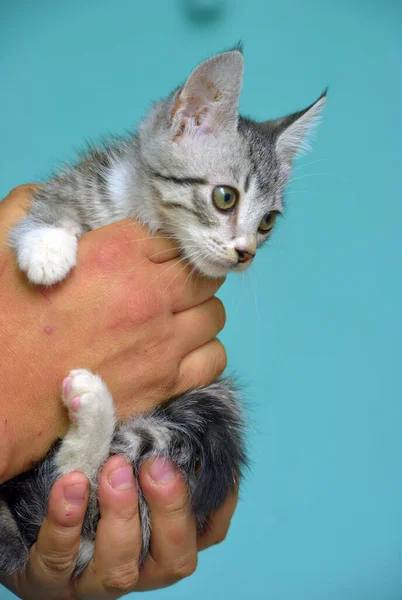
xmin=212 ymin=186 xmax=238 ymax=211
xmin=258 ymin=211 xmax=277 ymax=233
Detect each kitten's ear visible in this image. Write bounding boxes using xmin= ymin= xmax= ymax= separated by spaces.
xmin=263 ymin=91 xmax=327 ymax=162
xmin=170 ymin=50 xmax=244 ymax=139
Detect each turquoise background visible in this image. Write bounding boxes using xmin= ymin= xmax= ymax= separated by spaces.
xmin=1 ymin=0 xmax=402 ymax=598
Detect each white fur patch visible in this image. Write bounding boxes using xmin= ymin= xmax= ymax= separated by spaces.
xmin=107 ymin=162 xmax=129 ymax=208
xmin=56 ymin=369 xmax=115 ymax=480
xmin=15 ymin=226 xmax=78 ymax=285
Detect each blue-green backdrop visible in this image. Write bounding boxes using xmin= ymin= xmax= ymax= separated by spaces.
xmin=1 ymin=0 xmax=402 ymax=598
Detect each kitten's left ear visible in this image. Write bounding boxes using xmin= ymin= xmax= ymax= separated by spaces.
xmin=171 ymin=50 xmax=244 ymax=139
xmin=264 ymin=90 xmax=327 ymax=162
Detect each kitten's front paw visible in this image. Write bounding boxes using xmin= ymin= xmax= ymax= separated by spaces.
xmin=16 ymin=227 xmax=77 ymax=285
xmin=62 ymin=369 xmax=113 ymax=427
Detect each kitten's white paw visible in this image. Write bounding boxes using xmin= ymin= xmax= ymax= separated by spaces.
xmin=62 ymin=369 xmax=113 ymax=427
xmin=16 ymin=227 xmax=77 ymax=285
xmin=57 ymin=369 xmax=115 ymax=477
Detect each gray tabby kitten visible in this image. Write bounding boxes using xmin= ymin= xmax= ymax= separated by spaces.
xmin=0 ymin=49 xmax=326 ymax=576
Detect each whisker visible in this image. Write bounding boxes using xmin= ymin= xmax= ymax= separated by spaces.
xmin=292 ymin=158 xmax=328 ymax=174
xmin=161 ymin=259 xmax=195 ymax=293
xmin=121 ymin=235 xmax=172 ymax=244
xmin=291 ymin=172 xmax=349 ymax=184
xmin=146 ymin=245 xmax=199 ymax=262
xmin=153 ymin=249 xmax=203 ymax=290
xmin=184 ymin=264 xmax=198 ymax=289
xmin=245 ymin=271 xmax=260 ymax=322
xmin=122 ymin=234 xmax=199 ymax=245
xmin=234 ymin=277 xmax=243 ymax=314
xmin=125 ymin=244 xmax=202 ymax=274
xmin=286 ymin=189 xmax=323 ymax=194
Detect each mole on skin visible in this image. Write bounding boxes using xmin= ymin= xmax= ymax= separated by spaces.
xmin=43 ymin=326 xmax=54 ymax=335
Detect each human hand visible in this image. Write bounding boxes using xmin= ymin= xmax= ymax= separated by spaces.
xmin=1 ymin=456 xmax=238 ymax=599
xmin=0 ymin=186 xmax=227 ymax=481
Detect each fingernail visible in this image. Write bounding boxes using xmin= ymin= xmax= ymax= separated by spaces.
xmin=109 ymin=465 xmax=135 ymax=490
xmin=64 ymin=483 xmax=87 ymax=505
xmin=149 ymin=458 xmax=177 ymax=484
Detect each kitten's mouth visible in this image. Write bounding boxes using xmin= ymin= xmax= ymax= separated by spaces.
xmin=211 ymin=257 xmax=239 ymax=270
xmin=197 ymin=256 xmax=252 ymax=278
xmin=184 ymin=248 xmax=253 ymax=278
xmin=232 ymin=260 xmax=252 ymax=272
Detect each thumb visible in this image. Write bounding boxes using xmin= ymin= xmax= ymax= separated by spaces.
xmin=26 ymin=472 xmax=89 ymax=589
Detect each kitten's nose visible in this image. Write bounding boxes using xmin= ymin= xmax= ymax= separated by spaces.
xmin=235 ymin=248 xmax=255 ymax=263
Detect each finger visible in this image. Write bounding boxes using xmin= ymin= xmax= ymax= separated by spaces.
xmin=176 ymin=338 xmax=227 ymax=394
xmin=0 ymin=185 xmax=38 ymax=243
xmin=175 ymin=297 xmax=226 ymax=356
xmin=135 ymin=458 xmax=197 ymax=591
xmin=197 ymin=489 xmax=239 ymax=551
xmin=156 ymin=258 xmax=225 ymax=313
xmin=75 ymin=456 xmax=141 ymax=599
xmin=1 ymin=184 xmax=38 ymax=210
xmin=26 ymin=472 xmax=89 ymax=589
xmin=144 ymin=236 xmax=180 ymax=263
xmin=103 ymin=221 xmax=180 ymax=264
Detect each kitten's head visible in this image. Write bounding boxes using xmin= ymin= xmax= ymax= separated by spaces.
xmin=139 ymin=49 xmax=326 ymax=277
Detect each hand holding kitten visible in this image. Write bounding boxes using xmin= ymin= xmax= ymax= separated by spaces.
xmin=1 ymin=455 xmax=237 ymax=598
xmin=0 ymin=185 xmax=227 ymax=483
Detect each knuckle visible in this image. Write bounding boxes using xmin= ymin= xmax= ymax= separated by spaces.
xmin=172 ymin=556 xmax=198 ymax=580
xmin=213 ymin=530 xmax=228 ymax=546
xmin=126 ymin=288 xmax=166 ymax=326
xmin=115 ymin=503 xmax=139 ymax=522
xmin=162 ymin=494 xmax=189 ymax=520
xmin=81 ymin=243 xmax=123 ymax=284
xmin=103 ymin=563 xmax=139 ymax=595
xmin=150 ymin=361 xmax=180 ymax=398
xmin=152 ymin=341 xmax=181 ymax=395
xmin=169 ymin=265 xmax=189 ymax=295
xmin=214 ymin=340 xmax=228 ymax=374
xmin=39 ymin=549 xmax=76 ymax=574
xmin=160 ymin=365 xmax=180 ymax=395
xmin=8 ymin=184 xmax=33 ymax=198
xmin=213 ymin=298 xmax=226 ymax=330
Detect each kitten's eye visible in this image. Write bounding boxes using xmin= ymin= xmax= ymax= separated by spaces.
xmin=212 ymin=186 xmax=238 ymax=212
xmin=258 ymin=212 xmax=277 ymax=233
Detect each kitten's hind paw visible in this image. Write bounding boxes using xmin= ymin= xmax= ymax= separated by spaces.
xmin=57 ymin=369 xmax=115 ymax=477
xmin=62 ymin=369 xmax=114 ymax=428
xmin=15 ymin=226 xmax=77 ymax=285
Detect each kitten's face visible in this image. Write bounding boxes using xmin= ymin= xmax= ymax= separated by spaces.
xmin=152 ymin=130 xmax=284 ymax=277
xmin=140 ymin=50 xmax=325 ymax=277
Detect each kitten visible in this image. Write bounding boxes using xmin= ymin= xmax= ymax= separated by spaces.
xmin=0 ymin=48 xmax=326 ymax=576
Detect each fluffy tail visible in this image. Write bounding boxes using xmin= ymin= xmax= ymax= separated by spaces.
xmin=113 ymin=378 xmax=248 ymax=523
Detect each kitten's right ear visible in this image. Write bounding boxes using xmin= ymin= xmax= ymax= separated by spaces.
xmin=170 ymin=50 xmax=244 ymax=140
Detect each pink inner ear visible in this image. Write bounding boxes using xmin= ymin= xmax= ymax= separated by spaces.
xmin=172 ymin=79 xmax=223 ymax=139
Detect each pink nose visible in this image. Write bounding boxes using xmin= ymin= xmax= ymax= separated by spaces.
xmin=235 ymin=248 xmax=255 ymax=263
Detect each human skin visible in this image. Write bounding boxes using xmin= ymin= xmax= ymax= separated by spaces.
xmin=1 ymin=455 xmax=238 ymax=598
xmin=0 ymin=185 xmax=227 ymax=482
xmin=0 ymin=185 xmax=238 ymax=598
